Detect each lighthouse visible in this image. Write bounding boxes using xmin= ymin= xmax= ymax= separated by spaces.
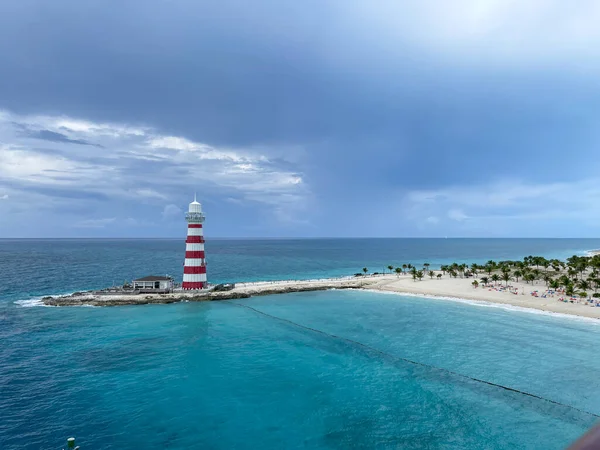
xmin=182 ymin=194 xmax=207 ymax=289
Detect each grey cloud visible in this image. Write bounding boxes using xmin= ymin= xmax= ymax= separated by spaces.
xmin=7 ymin=181 xmax=111 ymax=201
xmin=22 ymin=129 xmax=103 ymax=147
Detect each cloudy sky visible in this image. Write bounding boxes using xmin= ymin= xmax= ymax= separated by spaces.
xmin=1 ymin=0 xmax=600 ymax=238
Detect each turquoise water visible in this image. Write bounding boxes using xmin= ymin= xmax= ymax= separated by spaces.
xmin=2 ymin=239 xmax=600 ymax=449
xmin=2 ymin=290 xmax=600 ymax=449
xmin=1 ymin=238 xmax=598 ymax=301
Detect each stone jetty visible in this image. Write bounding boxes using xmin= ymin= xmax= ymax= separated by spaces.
xmin=42 ymin=277 xmax=379 ymax=307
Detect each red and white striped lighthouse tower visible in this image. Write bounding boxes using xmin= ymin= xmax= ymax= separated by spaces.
xmin=182 ymin=194 xmax=207 ymax=289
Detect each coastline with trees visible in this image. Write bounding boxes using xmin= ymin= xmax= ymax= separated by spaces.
xmin=42 ymin=253 xmax=600 ymax=319
xmin=357 ymin=254 xmax=600 ymax=319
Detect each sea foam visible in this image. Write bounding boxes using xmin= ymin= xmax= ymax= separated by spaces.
xmin=14 ymin=297 xmax=50 ymax=307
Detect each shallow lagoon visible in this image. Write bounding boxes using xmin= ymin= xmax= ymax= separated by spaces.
xmin=2 ymin=290 xmax=599 ymax=449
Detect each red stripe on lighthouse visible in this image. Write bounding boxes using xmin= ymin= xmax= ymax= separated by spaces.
xmin=183 ymin=265 xmax=207 ymax=274
xmin=185 ymin=251 xmax=205 ymax=258
xmin=188 ymin=224 xmax=203 ymax=228
xmin=182 ymin=281 xmax=206 ymax=289
xmin=186 ymin=236 xmax=205 ymax=243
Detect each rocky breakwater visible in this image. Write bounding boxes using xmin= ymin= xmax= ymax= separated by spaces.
xmin=41 ymin=278 xmax=378 ymax=307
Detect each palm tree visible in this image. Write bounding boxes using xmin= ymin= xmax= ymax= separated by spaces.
xmin=541 ymin=261 xmax=548 ymax=273
xmin=416 ymin=270 xmax=424 ymax=281
xmin=480 ymin=276 xmax=489 ymax=286
xmin=429 ymin=270 xmax=435 ymax=279
xmin=402 ymin=264 xmax=407 ymax=274
xmin=524 ymin=273 xmax=535 ymax=284
xmin=558 ymin=274 xmax=570 ymax=287
xmin=424 ymin=263 xmax=430 ymax=272
xmin=578 ymin=261 xmax=588 ymax=279
xmin=491 ymin=273 xmax=500 ymax=285
xmin=387 ymin=265 xmax=394 ymax=274
xmin=591 ymin=277 xmax=600 ymax=292
xmin=548 ymin=279 xmax=560 ymax=290
xmin=501 ymin=272 xmax=511 ymax=286
xmin=580 ymin=291 xmax=589 ymax=300
xmin=533 ymin=256 xmax=544 ymax=269
xmin=436 ymin=273 xmax=442 ymax=280
xmin=513 ymin=270 xmax=522 ymax=282
xmin=395 ymin=267 xmax=402 ymax=277
xmin=543 ymin=274 xmax=552 ymax=286
xmin=472 ymin=280 xmax=479 ymax=288
xmin=362 ymin=267 xmax=368 ymax=275
xmin=578 ymin=280 xmax=590 ymax=292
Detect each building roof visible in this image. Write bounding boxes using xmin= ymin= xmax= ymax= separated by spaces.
xmin=133 ymin=276 xmax=173 ymax=282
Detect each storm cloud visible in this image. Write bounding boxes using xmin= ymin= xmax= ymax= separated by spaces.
xmin=1 ymin=0 xmax=600 ymax=237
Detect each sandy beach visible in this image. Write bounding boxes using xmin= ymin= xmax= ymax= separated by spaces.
xmin=368 ymin=274 xmax=600 ymax=320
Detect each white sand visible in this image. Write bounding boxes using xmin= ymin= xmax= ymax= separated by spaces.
xmin=367 ymin=274 xmax=600 ymax=320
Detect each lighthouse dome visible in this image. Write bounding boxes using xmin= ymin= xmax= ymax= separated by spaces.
xmin=189 ymin=194 xmax=202 ymax=213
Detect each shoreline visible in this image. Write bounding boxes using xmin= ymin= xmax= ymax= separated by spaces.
xmin=365 ymin=275 xmax=600 ymax=320
xmin=33 ymin=272 xmax=600 ymax=320
xmin=360 ymin=288 xmax=600 ymax=323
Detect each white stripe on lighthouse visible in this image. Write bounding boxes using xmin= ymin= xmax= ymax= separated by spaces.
xmin=184 ymin=258 xmax=205 ymax=266
xmin=183 ymin=273 xmax=207 ymax=282
xmin=185 ymin=243 xmax=205 ymax=252
xmin=186 ymin=227 xmax=204 ymax=236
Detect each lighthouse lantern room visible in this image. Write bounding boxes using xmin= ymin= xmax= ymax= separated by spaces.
xmin=182 ymin=194 xmax=207 ymax=289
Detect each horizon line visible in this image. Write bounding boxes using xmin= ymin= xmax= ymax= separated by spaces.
xmin=1 ymin=237 xmax=600 ymax=240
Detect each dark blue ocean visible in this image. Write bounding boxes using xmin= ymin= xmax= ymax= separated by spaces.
xmin=2 ymin=238 xmax=600 ymax=449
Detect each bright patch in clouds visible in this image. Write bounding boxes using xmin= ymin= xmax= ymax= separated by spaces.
xmin=28 ymin=115 xmax=146 ymax=138
xmin=134 ymin=189 xmax=167 ymax=200
xmin=0 ymin=145 xmax=100 ymax=183
xmin=337 ymin=0 xmax=600 ymax=66
xmin=448 ymin=209 xmax=469 ymax=222
xmin=162 ymin=204 xmax=182 ymax=219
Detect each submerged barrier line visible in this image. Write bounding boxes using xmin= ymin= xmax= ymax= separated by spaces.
xmin=225 ymin=301 xmax=600 ymax=419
